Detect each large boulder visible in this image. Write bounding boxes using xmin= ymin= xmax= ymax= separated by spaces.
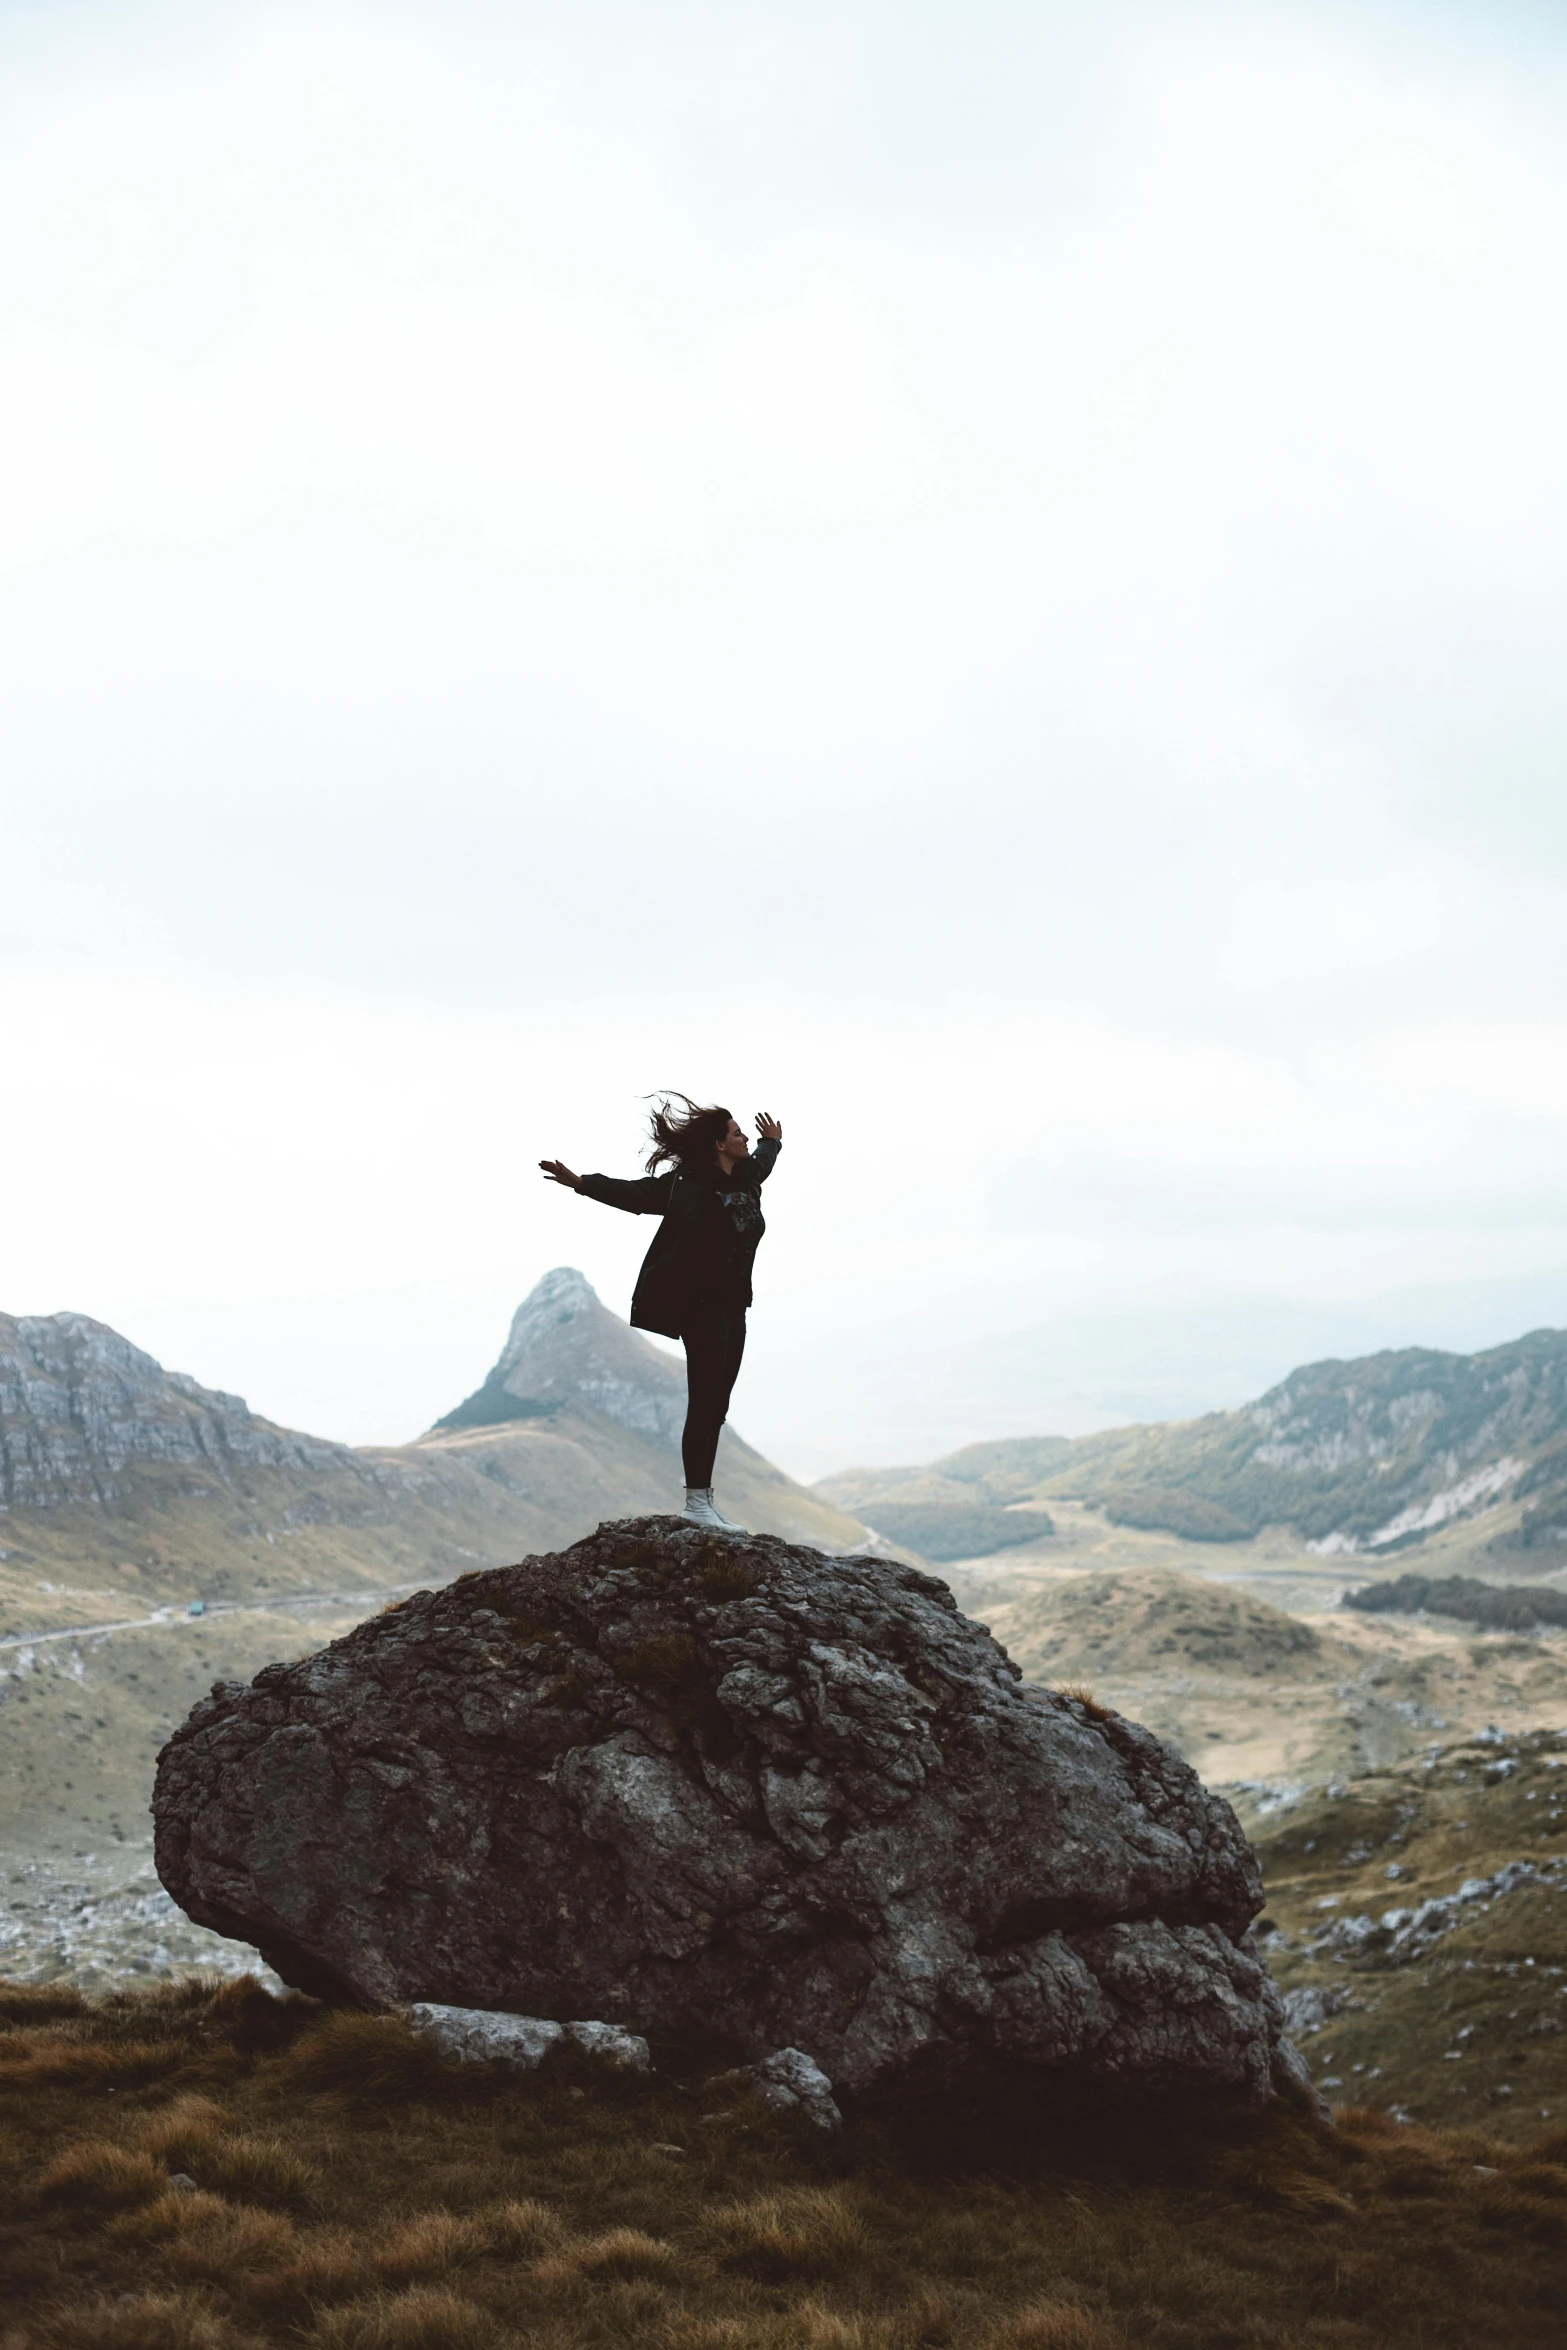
xmin=154 ymin=1517 xmax=1292 ymax=2108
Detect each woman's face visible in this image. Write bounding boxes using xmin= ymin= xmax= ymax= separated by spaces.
xmin=719 ymin=1116 xmax=749 ymax=1162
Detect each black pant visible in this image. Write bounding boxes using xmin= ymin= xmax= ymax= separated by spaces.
xmin=681 ymin=1305 xmax=747 ymax=1488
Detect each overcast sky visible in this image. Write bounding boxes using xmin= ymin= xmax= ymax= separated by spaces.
xmin=5 ymin=0 xmax=1567 ymax=1473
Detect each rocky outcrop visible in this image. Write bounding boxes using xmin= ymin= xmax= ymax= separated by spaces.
xmin=155 ymin=1516 xmax=1294 ymax=2110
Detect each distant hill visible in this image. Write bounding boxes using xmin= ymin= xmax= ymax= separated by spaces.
xmin=815 ymin=1436 xmax=1069 ymax=1559
xmin=0 ymin=1274 xmax=866 ymax=1634
xmin=987 ymin=1566 xmax=1325 ymax=1684
xmin=818 ymin=1327 xmax=1567 ymax=1565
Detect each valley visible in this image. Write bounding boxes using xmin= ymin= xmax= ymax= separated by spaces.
xmin=937 ymin=1498 xmax=1567 ymax=1789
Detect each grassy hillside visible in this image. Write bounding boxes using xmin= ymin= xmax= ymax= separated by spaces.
xmin=0 ymin=1411 xmax=862 ymax=1645
xmin=3 ymin=1977 xmax=1565 ymax=2349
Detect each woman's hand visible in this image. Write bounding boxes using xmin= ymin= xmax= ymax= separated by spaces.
xmin=539 ymin=1159 xmax=582 ymax=1189
xmin=755 ymin=1112 xmax=782 ymax=1142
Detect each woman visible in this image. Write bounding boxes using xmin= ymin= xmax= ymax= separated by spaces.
xmin=540 ymin=1096 xmax=783 ymax=1531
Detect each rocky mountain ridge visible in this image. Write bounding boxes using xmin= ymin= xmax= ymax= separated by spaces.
xmin=821 ymin=1326 xmax=1567 ymax=1567
xmin=0 ymin=1313 xmax=350 ymax=1511
xmin=0 ymin=1274 xmax=865 ymax=1631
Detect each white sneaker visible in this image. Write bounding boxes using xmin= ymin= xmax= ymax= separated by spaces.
xmin=683 ymin=1487 xmax=747 ymax=1533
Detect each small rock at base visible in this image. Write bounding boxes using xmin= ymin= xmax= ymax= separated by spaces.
xmin=708 ymin=2046 xmax=841 ymax=2130
xmin=565 ymin=2018 xmax=652 ymax=2069
xmin=409 ymin=2002 xmax=650 ymax=2072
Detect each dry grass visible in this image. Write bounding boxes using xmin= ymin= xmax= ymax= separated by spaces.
xmin=2 ymin=1973 xmax=1566 ymax=2349
xmin=705 ymin=2186 xmax=868 ymax=2278
xmin=0 ymin=2032 xmax=188 ymax=2091
xmin=995 ymin=2309 xmax=1123 ymax=2350
xmin=36 ymin=2142 xmax=166 ymax=2211
xmin=369 ymin=2211 xmax=494 ymax=2280
xmin=21 ymin=2292 xmax=261 ymax=2349
xmin=311 ymin=2286 xmax=505 ymax=2349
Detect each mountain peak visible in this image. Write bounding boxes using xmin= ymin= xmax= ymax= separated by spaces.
xmin=497 ymin=1267 xmax=606 ymax=1369
xmin=433 ymin=1268 xmax=685 ymax=1441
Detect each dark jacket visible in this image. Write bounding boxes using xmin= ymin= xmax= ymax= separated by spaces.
xmin=579 ymin=1136 xmax=781 ymax=1339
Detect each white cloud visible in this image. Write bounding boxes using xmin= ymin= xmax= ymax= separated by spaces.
xmin=3 ymin=1 xmax=1567 ymax=1463
xmin=1220 ymin=868 xmax=1447 ymax=986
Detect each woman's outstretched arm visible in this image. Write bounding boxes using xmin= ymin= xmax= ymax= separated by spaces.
xmin=752 ymin=1111 xmax=783 ymax=1182
xmin=541 ymin=1158 xmax=674 ymax=1214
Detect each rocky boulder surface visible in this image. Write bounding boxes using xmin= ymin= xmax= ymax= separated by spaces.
xmin=154 ymin=1517 xmax=1294 ymax=2108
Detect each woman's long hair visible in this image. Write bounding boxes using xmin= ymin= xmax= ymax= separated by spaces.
xmin=645 ymin=1092 xmax=732 ymax=1174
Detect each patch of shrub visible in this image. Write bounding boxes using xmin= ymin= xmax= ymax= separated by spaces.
xmin=108 ymin=2187 xmax=233 ymax=2245
xmin=613 ymin=1633 xmax=726 ymax=1739
xmin=1054 ymin=1685 xmax=1114 ymax=1720
xmin=695 ymin=1546 xmax=760 ymax=1601
xmin=1345 ymin=1574 xmax=1567 ymax=1631
xmin=200 ymin=1975 xmax=317 ymax=2055
xmin=577 ymin=2225 xmax=680 ymax=2277
xmin=278 ymin=2011 xmax=454 ymax=2102
xmin=864 ymin=1505 xmax=1056 ymax=1562
xmin=1092 ymin=1486 xmax=1250 ymax=1542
